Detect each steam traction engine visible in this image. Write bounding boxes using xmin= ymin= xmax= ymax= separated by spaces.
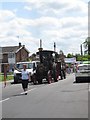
xmin=32 ymin=50 xmax=66 ymax=84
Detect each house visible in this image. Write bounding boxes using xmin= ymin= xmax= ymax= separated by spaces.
xmin=0 ymin=43 xmax=29 ymax=72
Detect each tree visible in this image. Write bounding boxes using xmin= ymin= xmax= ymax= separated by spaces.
xmin=75 ymin=54 xmax=81 ymax=61
xmin=59 ymin=50 xmax=65 ymax=63
xmin=29 ymin=53 xmax=37 ymax=61
xmin=75 ymin=54 xmax=89 ymax=61
xmin=67 ymin=53 xmax=74 ymax=58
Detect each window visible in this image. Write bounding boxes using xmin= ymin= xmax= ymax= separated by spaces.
xmin=16 ymin=63 xmax=33 ymax=69
xmin=78 ymin=65 xmax=90 ymax=70
xmin=8 ymin=53 xmax=15 ymax=58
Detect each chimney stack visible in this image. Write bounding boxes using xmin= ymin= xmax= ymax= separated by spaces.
xmin=23 ymin=45 xmax=25 ymax=48
xmin=19 ymin=42 xmax=21 ymax=48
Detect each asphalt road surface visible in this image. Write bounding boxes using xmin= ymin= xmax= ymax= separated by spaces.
xmin=1 ymin=73 xmax=89 ymax=118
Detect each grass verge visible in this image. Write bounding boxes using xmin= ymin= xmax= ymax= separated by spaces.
xmin=0 ymin=73 xmax=13 ymax=82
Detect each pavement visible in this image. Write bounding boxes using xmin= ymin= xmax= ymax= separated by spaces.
xmin=89 ymin=83 xmax=90 ymax=92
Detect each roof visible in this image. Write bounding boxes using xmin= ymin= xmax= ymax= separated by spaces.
xmin=16 ymin=60 xmax=40 ymax=64
xmin=37 ymin=50 xmax=57 ymax=55
xmin=15 ymin=46 xmax=29 ymax=53
xmin=16 ymin=61 xmax=32 ymax=64
xmin=2 ymin=46 xmax=19 ymax=53
xmin=2 ymin=46 xmax=29 ymax=54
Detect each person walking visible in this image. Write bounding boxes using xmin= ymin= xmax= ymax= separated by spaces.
xmin=21 ymin=64 xmax=30 ymax=95
xmin=14 ymin=64 xmax=30 ymax=95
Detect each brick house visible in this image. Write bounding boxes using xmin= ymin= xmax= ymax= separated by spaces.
xmin=0 ymin=43 xmax=29 ymax=72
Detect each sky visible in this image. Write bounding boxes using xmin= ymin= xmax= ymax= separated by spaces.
xmin=0 ymin=0 xmax=89 ymax=55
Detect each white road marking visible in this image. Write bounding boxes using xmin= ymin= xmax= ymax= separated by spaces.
xmin=20 ymin=88 xmax=37 ymax=94
xmin=0 ymin=88 xmax=37 ymax=102
xmin=0 ymin=98 xmax=10 ymax=103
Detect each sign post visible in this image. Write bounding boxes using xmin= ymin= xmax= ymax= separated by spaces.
xmin=4 ymin=64 xmax=7 ymax=87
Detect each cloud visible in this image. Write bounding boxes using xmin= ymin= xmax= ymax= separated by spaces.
xmin=0 ymin=10 xmax=32 ymax=38
xmin=0 ymin=10 xmax=15 ymax=22
xmin=25 ymin=0 xmax=88 ymax=16
xmin=24 ymin=6 xmax=32 ymax=11
xmin=0 ymin=0 xmax=88 ymax=55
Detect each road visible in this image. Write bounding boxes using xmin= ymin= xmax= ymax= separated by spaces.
xmin=1 ymin=73 xmax=89 ymax=118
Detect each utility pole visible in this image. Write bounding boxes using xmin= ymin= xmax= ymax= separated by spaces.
xmin=80 ymin=44 xmax=83 ymax=56
xmin=80 ymin=44 xmax=83 ymax=62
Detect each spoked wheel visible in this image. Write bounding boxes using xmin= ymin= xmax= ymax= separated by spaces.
xmin=32 ymin=74 xmax=37 ymax=85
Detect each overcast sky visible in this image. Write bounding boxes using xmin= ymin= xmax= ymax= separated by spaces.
xmin=0 ymin=0 xmax=89 ymax=55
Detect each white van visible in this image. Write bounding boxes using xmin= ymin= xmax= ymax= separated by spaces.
xmin=75 ymin=64 xmax=90 ymax=83
xmin=14 ymin=61 xmax=40 ymax=83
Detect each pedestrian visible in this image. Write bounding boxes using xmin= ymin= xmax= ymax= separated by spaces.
xmin=14 ymin=64 xmax=30 ymax=95
xmin=61 ymin=64 xmax=66 ymax=79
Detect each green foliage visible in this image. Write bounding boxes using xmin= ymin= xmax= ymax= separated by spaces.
xmin=76 ymin=54 xmax=90 ymax=61
xmin=29 ymin=53 xmax=37 ymax=61
xmin=67 ymin=53 xmax=74 ymax=58
xmin=67 ymin=53 xmax=90 ymax=61
xmin=0 ymin=73 xmax=13 ymax=82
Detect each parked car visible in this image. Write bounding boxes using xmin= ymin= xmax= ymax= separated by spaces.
xmin=14 ymin=61 xmax=40 ymax=83
xmin=75 ymin=63 xmax=90 ymax=83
